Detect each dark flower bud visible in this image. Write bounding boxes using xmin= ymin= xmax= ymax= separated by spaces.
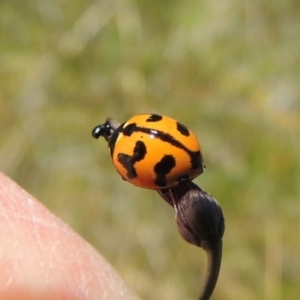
xmin=158 ymin=181 xmax=225 ymax=300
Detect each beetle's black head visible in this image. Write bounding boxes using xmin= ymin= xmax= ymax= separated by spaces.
xmin=92 ymin=118 xmax=121 ymax=142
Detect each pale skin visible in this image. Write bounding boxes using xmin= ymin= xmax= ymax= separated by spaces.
xmin=0 ymin=172 xmax=139 ymax=300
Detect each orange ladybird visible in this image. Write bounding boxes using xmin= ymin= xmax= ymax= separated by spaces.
xmin=92 ymin=113 xmax=205 ymax=190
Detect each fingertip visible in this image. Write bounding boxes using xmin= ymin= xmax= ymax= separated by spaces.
xmin=0 ymin=172 xmax=139 ymax=300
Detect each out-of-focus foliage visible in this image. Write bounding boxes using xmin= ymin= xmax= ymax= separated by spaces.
xmin=1 ymin=0 xmax=299 ymax=299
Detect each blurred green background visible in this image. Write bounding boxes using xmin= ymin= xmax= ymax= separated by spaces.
xmin=1 ymin=0 xmax=300 ymax=299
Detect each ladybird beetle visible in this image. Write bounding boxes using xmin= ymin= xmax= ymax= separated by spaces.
xmin=92 ymin=113 xmax=205 ymax=190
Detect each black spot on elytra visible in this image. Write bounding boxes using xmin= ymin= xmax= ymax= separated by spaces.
xmin=114 ymin=120 xmax=203 ymax=178
xmin=146 ymin=114 xmax=163 ymax=122
xmin=154 ymin=155 xmax=176 ymax=187
xmin=117 ymin=140 xmax=147 ymax=179
xmin=191 ymin=150 xmax=202 ymax=169
xmin=177 ymin=122 xmax=190 ymax=137
xmin=122 ymin=123 xmax=137 ymax=136
xmin=125 ymin=125 xmax=203 ymax=172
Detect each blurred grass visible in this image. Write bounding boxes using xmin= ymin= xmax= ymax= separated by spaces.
xmin=1 ymin=0 xmax=300 ymax=299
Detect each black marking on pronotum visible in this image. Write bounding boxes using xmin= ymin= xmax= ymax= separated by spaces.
xmin=117 ymin=140 xmax=147 ymax=179
xmin=154 ymin=155 xmax=176 ymax=187
xmin=120 ymin=124 xmax=203 ymax=170
xmin=176 ymin=122 xmax=190 ymax=137
xmin=146 ymin=114 xmax=163 ymax=122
